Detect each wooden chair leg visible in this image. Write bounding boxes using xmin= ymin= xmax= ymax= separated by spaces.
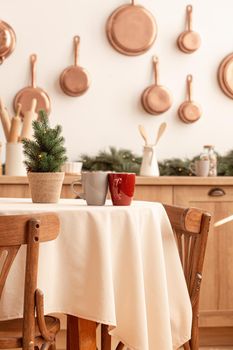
xmin=116 ymin=342 xmax=124 ymax=350
xmin=101 ymin=324 xmax=111 ymax=350
xmin=67 ymin=315 xmax=97 ymax=350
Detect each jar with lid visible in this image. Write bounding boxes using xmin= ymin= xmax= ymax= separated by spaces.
xmin=200 ymin=145 xmax=217 ymax=176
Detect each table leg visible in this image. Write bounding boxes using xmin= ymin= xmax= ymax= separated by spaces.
xmin=67 ymin=315 xmax=97 ymax=350
xmin=101 ymin=324 xmax=111 ymax=350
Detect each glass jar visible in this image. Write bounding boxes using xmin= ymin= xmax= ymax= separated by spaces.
xmin=201 ymin=145 xmax=217 ymax=176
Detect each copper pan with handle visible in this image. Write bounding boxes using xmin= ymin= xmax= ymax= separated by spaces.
xmin=178 ymin=74 xmax=202 ymax=123
xmin=106 ymin=0 xmax=157 ymax=56
xmin=14 ymin=54 xmax=51 ymax=117
xmin=60 ymin=36 xmax=90 ymax=97
xmin=218 ymin=52 xmax=233 ymax=99
xmin=177 ymin=5 xmax=201 ymax=54
xmin=0 ymin=20 xmax=16 ymax=64
xmin=141 ymin=56 xmax=172 ymax=115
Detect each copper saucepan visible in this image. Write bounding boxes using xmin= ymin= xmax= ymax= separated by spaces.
xmin=178 ymin=74 xmax=202 ymax=123
xmin=141 ymin=56 xmax=172 ymax=115
xmin=106 ymin=0 xmax=157 ymax=56
xmin=60 ymin=36 xmax=90 ymax=97
xmin=14 ymin=54 xmax=51 ymax=117
xmin=0 ymin=20 xmax=16 ymax=64
xmin=177 ymin=5 xmax=201 ymax=54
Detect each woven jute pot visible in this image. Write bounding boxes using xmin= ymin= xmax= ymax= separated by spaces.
xmin=28 ymin=172 xmax=64 ymax=203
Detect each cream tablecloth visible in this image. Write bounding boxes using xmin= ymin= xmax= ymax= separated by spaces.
xmin=0 ymin=198 xmax=192 ymax=350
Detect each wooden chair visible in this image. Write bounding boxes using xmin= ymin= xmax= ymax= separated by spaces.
xmin=101 ymin=204 xmax=211 ymax=350
xmin=163 ymin=204 xmax=211 ymax=350
xmin=0 ymin=213 xmax=60 ymax=350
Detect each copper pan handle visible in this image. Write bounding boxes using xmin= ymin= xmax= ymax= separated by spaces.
xmin=153 ymin=56 xmax=159 ymax=85
xmin=30 ymin=54 xmax=37 ymax=88
xmin=187 ymin=74 xmax=193 ymax=102
xmin=0 ymin=57 xmax=4 ymax=65
xmin=186 ymin=5 xmax=193 ymax=32
xmin=131 ymin=0 xmax=135 ymax=5
xmin=74 ymin=35 xmax=80 ymax=67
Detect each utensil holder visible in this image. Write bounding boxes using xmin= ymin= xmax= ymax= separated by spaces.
xmin=140 ymin=145 xmax=159 ymax=176
xmin=5 ymin=142 xmax=26 ymax=176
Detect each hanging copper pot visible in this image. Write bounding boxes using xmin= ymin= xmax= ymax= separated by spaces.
xmin=177 ymin=5 xmax=201 ymax=54
xmin=0 ymin=20 xmax=16 ymax=64
xmin=141 ymin=56 xmax=172 ymax=115
xmin=14 ymin=54 xmax=51 ymax=117
xmin=60 ymin=36 xmax=90 ymax=97
xmin=178 ymin=75 xmax=202 ymax=123
xmin=106 ymin=0 xmax=157 ymax=56
xmin=218 ymin=53 xmax=233 ymax=99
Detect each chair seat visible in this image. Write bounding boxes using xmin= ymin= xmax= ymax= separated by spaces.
xmin=0 ymin=316 xmax=60 ymax=348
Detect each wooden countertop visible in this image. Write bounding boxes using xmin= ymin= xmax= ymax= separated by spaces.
xmin=1 ymin=175 xmax=233 ymax=186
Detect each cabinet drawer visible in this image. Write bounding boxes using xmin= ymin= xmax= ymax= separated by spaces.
xmin=174 ymin=186 xmax=233 ymax=204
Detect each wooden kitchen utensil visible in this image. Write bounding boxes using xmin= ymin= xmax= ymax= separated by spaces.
xmin=141 ymin=56 xmax=172 ymax=115
xmin=178 ymin=74 xmax=202 ymax=123
xmin=60 ymin=36 xmax=90 ymax=97
xmin=20 ymin=98 xmax=37 ymax=140
xmin=0 ymin=98 xmax=11 ymax=141
xmin=106 ymin=0 xmax=157 ymax=56
xmin=155 ymin=122 xmax=167 ymax=146
xmin=138 ymin=124 xmax=149 ymax=145
xmin=13 ymin=54 xmax=51 ymax=117
xmin=177 ymin=5 xmax=201 ymax=54
xmin=218 ymin=53 xmax=233 ymax=99
xmin=9 ymin=103 xmax=22 ymax=143
xmin=0 ymin=20 xmax=16 ymax=64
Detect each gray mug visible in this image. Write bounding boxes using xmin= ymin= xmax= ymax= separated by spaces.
xmin=71 ymin=171 xmax=108 ymax=205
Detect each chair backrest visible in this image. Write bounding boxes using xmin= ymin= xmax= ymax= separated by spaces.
xmin=163 ymin=204 xmax=211 ymax=350
xmin=0 ymin=212 xmax=60 ymax=348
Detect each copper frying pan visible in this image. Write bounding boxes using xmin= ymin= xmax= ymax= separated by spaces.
xmin=14 ymin=54 xmax=51 ymax=117
xmin=177 ymin=5 xmax=201 ymax=54
xmin=60 ymin=36 xmax=90 ymax=97
xmin=141 ymin=56 xmax=172 ymax=115
xmin=218 ymin=53 xmax=233 ymax=99
xmin=0 ymin=20 xmax=16 ymax=64
xmin=178 ymin=75 xmax=202 ymax=123
xmin=106 ymin=0 xmax=157 ymax=56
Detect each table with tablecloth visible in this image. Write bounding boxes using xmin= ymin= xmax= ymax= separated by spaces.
xmin=0 ymin=198 xmax=192 ymax=350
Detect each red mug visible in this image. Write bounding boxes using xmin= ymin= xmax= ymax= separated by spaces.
xmin=108 ymin=173 xmax=136 ymax=206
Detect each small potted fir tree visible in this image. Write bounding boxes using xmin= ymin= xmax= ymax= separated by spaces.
xmin=22 ymin=110 xmax=67 ymax=203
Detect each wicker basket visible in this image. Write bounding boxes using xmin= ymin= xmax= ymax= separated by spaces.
xmin=28 ymin=172 xmax=64 ymax=203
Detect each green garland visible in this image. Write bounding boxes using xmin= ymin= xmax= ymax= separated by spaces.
xmin=79 ymin=147 xmax=233 ymax=176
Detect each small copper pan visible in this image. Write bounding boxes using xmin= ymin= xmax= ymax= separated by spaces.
xmin=14 ymin=54 xmax=51 ymax=117
xmin=141 ymin=56 xmax=172 ymax=115
xmin=0 ymin=20 xmax=16 ymax=64
xmin=177 ymin=5 xmax=201 ymax=54
xmin=60 ymin=36 xmax=90 ymax=97
xmin=106 ymin=0 xmax=157 ymax=56
xmin=178 ymin=75 xmax=202 ymax=123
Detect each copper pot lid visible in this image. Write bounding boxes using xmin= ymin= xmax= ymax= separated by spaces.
xmin=0 ymin=20 xmax=16 ymax=64
xmin=106 ymin=0 xmax=157 ymax=56
xmin=178 ymin=75 xmax=202 ymax=123
xmin=218 ymin=53 xmax=233 ymax=99
xmin=141 ymin=56 xmax=172 ymax=115
xmin=177 ymin=5 xmax=201 ymax=54
xmin=60 ymin=36 xmax=90 ymax=97
xmin=14 ymin=54 xmax=51 ymax=117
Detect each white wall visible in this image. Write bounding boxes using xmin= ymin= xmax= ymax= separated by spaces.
xmin=1 ymin=0 xmax=233 ymax=161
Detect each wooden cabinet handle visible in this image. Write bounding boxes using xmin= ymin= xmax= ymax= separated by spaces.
xmin=208 ymin=187 xmax=226 ymax=197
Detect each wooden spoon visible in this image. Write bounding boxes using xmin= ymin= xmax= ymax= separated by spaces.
xmin=155 ymin=122 xmax=167 ymax=146
xmin=138 ymin=124 xmax=149 ymax=145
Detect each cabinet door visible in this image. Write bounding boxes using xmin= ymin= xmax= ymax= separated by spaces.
xmin=174 ymin=186 xmax=233 ymax=327
xmin=134 ymin=185 xmax=173 ymax=204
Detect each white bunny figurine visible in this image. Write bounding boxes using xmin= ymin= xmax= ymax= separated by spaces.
xmin=138 ymin=123 xmax=167 ymax=177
